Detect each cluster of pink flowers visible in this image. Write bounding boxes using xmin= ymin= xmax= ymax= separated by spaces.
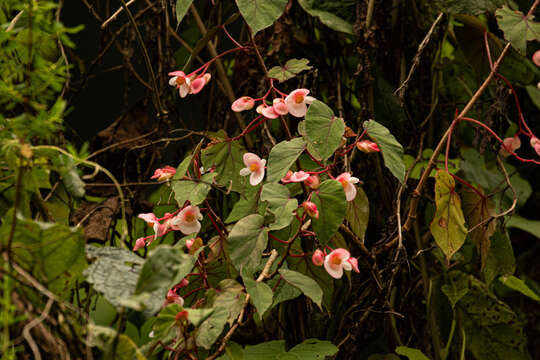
xmin=151 ymin=166 xmax=176 ymax=181
xmin=500 ymin=135 xmax=540 ymax=157
xmin=169 ymin=71 xmax=212 ymax=98
xmin=312 ymin=248 xmax=359 ymax=279
xmin=231 ymin=88 xmax=316 ymax=118
xmin=133 ymin=205 xmax=203 ymax=251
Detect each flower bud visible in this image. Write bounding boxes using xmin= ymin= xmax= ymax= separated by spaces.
xmin=305 ymin=175 xmax=320 ymax=190
xmin=531 ymin=137 xmax=540 ymax=156
xmin=272 ymin=98 xmax=289 ymax=115
xmin=133 ymin=237 xmax=146 ymax=251
xmin=175 ymin=310 xmax=189 ymax=322
xmin=231 ymin=96 xmax=255 ymax=112
xmin=281 ymin=170 xmax=293 ymax=183
xmin=302 ymin=201 xmax=319 ymax=219
xmin=348 ymin=257 xmax=360 ymax=273
xmin=499 ymin=136 xmax=521 ymax=157
xmin=533 ymin=50 xmax=540 ymax=67
xmin=312 ymin=249 xmax=324 ymax=266
xmin=356 ymin=140 xmax=380 ymax=153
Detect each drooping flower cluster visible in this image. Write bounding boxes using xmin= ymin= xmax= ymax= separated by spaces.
xmin=133 ymin=205 xmax=203 ymax=251
xmin=312 ymin=248 xmax=359 ymax=279
xmin=168 ymin=71 xmax=211 ymax=98
xmin=232 ymin=88 xmax=316 ymax=118
xmin=499 ymin=135 xmax=540 ymax=157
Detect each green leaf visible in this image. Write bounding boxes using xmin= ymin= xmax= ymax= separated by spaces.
xmin=403 ymin=149 xmax=460 ymax=180
xmin=268 ymin=58 xmax=313 ymax=82
xmin=363 ymin=120 xmax=405 ymax=183
xmin=395 ymin=347 xmax=430 ymax=360
xmin=261 ymin=183 xmax=291 ymax=208
xmin=89 ymin=324 xmax=146 ymax=360
xmin=235 ymin=0 xmax=288 ymax=34
xmin=506 ymin=215 xmax=540 ymax=239
xmin=173 ymin=155 xmax=193 ymax=181
xmin=346 ymin=186 xmax=369 ymax=241
xmin=217 ymin=342 xmax=244 ymax=360
xmin=196 ymin=307 xmax=229 ymax=349
xmin=268 ymin=198 xmax=298 ymax=231
xmin=84 ymin=246 xmax=143 ymax=308
xmin=311 ymin=179 xmax=347 ymax=245
xmin=201 ymin=134 xmax=247 ymax=193
xmin=244 ymin=340 xmax=286 ymax=360
xmin=483 ymin=231 xmax=516 ymax=286
xmin=303 ymin=100 xmax=345 ymax=161
xmin=266 ymin=138 xmax=306 ymax=183
xmin=496 ymin=5 xmax=540 ymax=55
xmin=228 ymin=214 xmax=268 ymax=272
xmin=499 ymin=276 xmax=540 ymax=302
xmin=55 ymin=154 xmax=85 ymax=198
xmin=457 ymin=272 xmax=531 ymax=360
xmin=243 ymin=274 xmax=273 ymax=316
xmin=432 ymin=0 xmax=504 ymax=15
xmin=176 ymin=0 xmax=194 ymax=25
xmin=172 ymin=172 xmax=216 ymax=207
xmin=269 ymin=275 xmax=302 ymax=306
xmin=226 ymin=183 xmax=262 ymax=223
xmin=135 ymin=246 xmax=198 ymax=295
xmin=206 ymin=280 xmax=247 ymax=325
xmin=297 ymin=0 xmax=353 ymax=34
xmin=278 ymin=339 xmax=338 ymax=359
xmin=278 ymin=269 xmax=323 ymax=309
xmin=186 ymin=307 xmax=216 ymax=327
xmin=430 ymin=171 xmax=468 ymax=262
xmin=442 ymin=271 xmax=470 ymax=309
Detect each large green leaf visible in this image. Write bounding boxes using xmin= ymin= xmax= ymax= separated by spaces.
xmin=499 ymin=276 xmax=540 ymax=302
xmin=201 ymin=133 xmax=247 ymax=193
xmin=196 ymin=307 xmax=229 ymax=349
xmin=268 ymin=198 xmax=298 ymax=231
xmin=395 ymin=347 xmax=430 ymax=360
xmin=430 ymin=171 xmax=468 ymax=262
xmin=135 ymin=246 xmax=198 ymax=295
xmin=225 ymin=183 xmax=262 ymax=223
xmin=297 ymin=0 xmax=353 ymax=34
xmin=303 ymin=100 xmax=345 ymax=161
xmin=346 ymin=186 xmax=369 ymax=241
xmin=496 ymin=5 xmax=540 ymax=55
xmin=84 ymin=246 xmax=143 ymax=308
xmin=266 ymin=138 xmax=306 ymax=183
xmin=244 ymin=341 xmax=286 ymax=360
xmin=243 ymin=270 xmax=273 ymax=316
xmin=205 ymin=279 xmax=247 ymax=325
xmin=228 ymin=214 xmax=268 ymax=272
xmin=483 ymin=230 xmax=515 ymax=286
xmin=432 ymin=0 xmax=504 ymax=15
xmin=277 ymin=339 xmax=338 ymax=359
xmin=261 ymin=183 xmax=291 ymax=208
xmin=268 ymin=58 xmax=313 ymax=83
xmin=442 ymin=271 xmax=470 ymax=309
xmin=172 ymin=172 xmax=216 ymax=207
xmin=456 ymin=272 xmax=531 ymax=360
xmin=363 ymin=120 xmax=405 ymax=183
xmin=176 ymin=0 xmax=194 ymax=25
xmin=311 ymin=179 xmax=347 ymax=245
xmin=89 ymin=324 xmax=146 ymax=360
xmin=235 ymin=0 xmax=288 ymax=34
xmin=506 ymin=215 xmax=540 ymax=240
xmin=221 ymin=339 xmax=337 ymax=360
xmin=278 ymin=269 xmax=323 ymax=309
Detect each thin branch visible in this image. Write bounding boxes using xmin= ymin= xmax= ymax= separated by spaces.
xmin=101 ymin=0 xmax=136 ymax=28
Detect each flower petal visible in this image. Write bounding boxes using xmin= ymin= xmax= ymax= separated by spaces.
xmin=287 ymin=102 xmax=308 ymax=118
xmin=179 ymin=219 xmax=201 ymax=235
xmin=138 ymin=213 xmax=158 ymax=224
xmin=169 ymin=76 xmax=178 ymax=86
xmin=344 ymin=183 xmax=357 ymax=201
xmin=239 ymin=167 xmax=251 ymax=176
xmin=250 ymin=168 xmax=265 ymax=185
xmin=324 ymin=255 xmax=344 ymax=279
xmin=243 ymin=153 xmax=261 ymax=167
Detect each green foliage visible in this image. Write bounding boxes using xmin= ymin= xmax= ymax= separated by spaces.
xmin=430 ymin=171 xmax=468 ymax=262
xmin=218 ymin=338 xmax=337 ymax=359
xmin=268 ymin=58 xmax=313 ymax=82
xmin=346 ymin=186 xmax=369 ymax=241
xmin=235 ymin=0 xmax=288 ymax=34
xmin=227 ymin=214 xmax=268 ymax=273
xmin=496 ymin=5 xmax=540 ymax=55
xmin=297 ymin=0 xmax=353 ymax=34
xmin=395 ymin=346 xmax=430 ymax=360
xmin=499 ymin=276 xmax=540 ymax=302
xmin=176 ymin=0 xmax=194 ymax=25
xmin=278 ymin=269 xmax=323 ymax=309
xmin=266 ymin=138 xmax=306 ymax=183
xmin=311 ymin=179 xmax=347 ymax=245
xmin=303 ymin=100 xmax=345 ymax=162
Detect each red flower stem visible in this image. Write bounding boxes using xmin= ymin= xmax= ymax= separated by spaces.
xmin=187 ymin=47 xmax=249 ymax=77
xmin=288 ymin=251 xmax=306 ymax=258
xmin=182 ymin=286 xmax=205 ymax=299
xmin=269 ymin=233 xmax=293 ymax=244
xmin=220 ymin=25 xmax=243 ymax=48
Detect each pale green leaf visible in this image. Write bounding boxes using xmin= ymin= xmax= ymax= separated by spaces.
xmin=176 ymin=0 xmax=194 ymax=25
xmin=278 ymin=269 xmax=323 ymax=309
xmin=268 ymin=58 xmax=313 ymax=82
xmin=172 ymin=172 xmax=216 ymax=207
xmin=311 ymin=179 xmax=347 ymax=245
xmin=395 ymin=347 xmax=430 ymax=360
xmin=268 ymin=198 xmax=298 ymax=231
xmin=266 ymin=138 xmax=305 ymax=183
xmin=297 ymin=0 xmax=353 ymax=34
xmin=235 ymin=0 xmax=288 ymax=34
xmin=243 ymin=274 xmax=273 ymax=316
xmin=196 ymin=307 xmax=229 ymax=349
xmin=228 ymin=214 xmax=268 ymax=272
xmin=304 ymin=100 xmax=345 ymax=161
xmin=225 ymin=183 xmax=262 ymax=223
xmin=496 ymin=5 xmax=540 ymax=55
xmin=261 ymin=183 xmax=291 ymax=208
xmin=499 ymin=276 xmax=540 ymax=302
xmin=363 ymin=120 xmax=405 ymax=183
xmin=506 ymin=215 xmax=540 ymax=239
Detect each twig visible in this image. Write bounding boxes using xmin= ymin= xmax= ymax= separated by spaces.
xmin=206 ymin=250 xmax=279 ymax=360
xmin=80 ymin=0 xmax=102 ymax=22
xmin=395 ymin=12 xmax=443 ymax=100
xmin=22 ymin=298 xmax=54 ymax=360
xmin=365 ymin=0 xmax=376 ymax=29
xmin=6 ymin=10 xmax=24 ymax=32
xmin=101 ymin=0 xmax=136 ymax=28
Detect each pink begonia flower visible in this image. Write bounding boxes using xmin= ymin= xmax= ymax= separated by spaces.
xmin=533 ymin=50 xmax=540 ymax=67
xmin=261 ymin=105 xmax=279 ymax=119
xmin=531 ymin=137 xmax=540 ymax=156
xmin=356 ymin=140 xmax=380 ymax=153
xmin=190 ymin=73 xmax=211 ymax=94
xmin=302 ymin=201 xmax=319 ymax=219
xmin=281 ymin=170 xmax=293 ymax=183
xmin=239 ymin=153 xmax=266 ymax=185
xmin=336 ymin=172 xmax=360 ymax=201
xmin=305 ymin=175 xmax=320 ymax=190
xmin=138 ymin=213 xmax=168 ymax=238
xmin=324 ymin=248 xmax=359 ymax=279
xmin=499 ymin=136 xmax=521 ymax=157
xmin=166 ymin=289 xmax=184 ymax=306
xmin=151 ymin=166 xmax=176 ymax=181
xmin=169 ymin=205 xmax=203 ymax=235
xmin=168 ymin=71 xmax=191 ymax=98
xmin=231 ymin=96 xmax=255 ymax=112
xmin=256 ymin=104 xmax=264 ymax=114
xmin=285 ymin=89 xmax=316 ymax=117
xmin=133 ymin=237 xmax=147 ymax=251
xmin=186 ymin=238 xmax=194 ymax=250
xmin=272 ymin=98 xmax=289 ymax=115
xmin=312 ymin=249 xmax=324 ymax=266
xmin=289 ymin=171 xmax=310 ymax=183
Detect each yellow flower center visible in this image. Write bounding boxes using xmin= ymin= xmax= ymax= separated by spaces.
xmin=339 ymin=179 xmax=348 ymax=188
xmin=184 ymin=212 xmax=195 ymax=222
xmin=249 ymin=163 xmax=259 ymax=172
xmin=331 ymin=256 xmax=342 ymax=265
xmin=294 ymin=93 xmax=304 ymax=104
xmin=176 ymin=77 xmax=186 ymax=86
